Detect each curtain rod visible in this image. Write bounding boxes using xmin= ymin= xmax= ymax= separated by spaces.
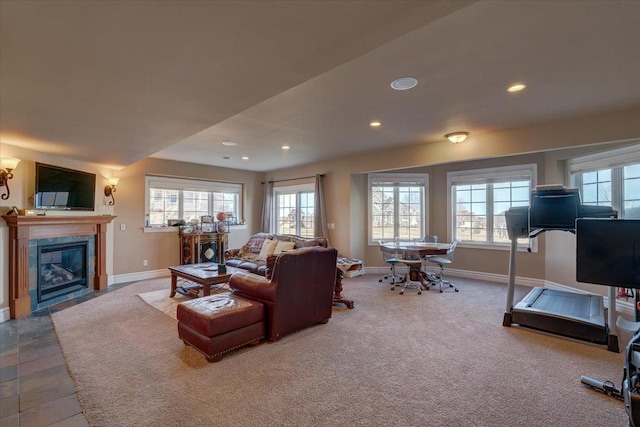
xmin=261 ymin=174 xmax=325 ymax=185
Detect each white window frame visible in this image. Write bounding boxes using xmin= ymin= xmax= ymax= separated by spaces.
xmin=568 ymin=142 xmax=640 ymax=219
xmin=145 ymin=175 xmax=243 ymax=231
xmin=272 ymin=183 xmax=315 ymax=236
xmin=368 ymin=173 xmax=429 ymax=245
xmin=447 ymin=164 xmax=537 ymax=251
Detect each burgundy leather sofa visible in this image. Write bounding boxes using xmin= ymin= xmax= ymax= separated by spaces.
xmin=225 ymin=232 xmax=328 ymax=276
xmin=228 ymin=246 xmax=338 ymax=341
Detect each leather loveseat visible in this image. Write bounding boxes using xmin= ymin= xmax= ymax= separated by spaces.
xmin=228 ymin=246 xmax=338 ymax=341
xmin=225 ymin=232 xmax=328 ymax=276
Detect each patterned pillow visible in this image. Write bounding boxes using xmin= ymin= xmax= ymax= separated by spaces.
xmin=237 ymin=236 xmax=265 ymax=258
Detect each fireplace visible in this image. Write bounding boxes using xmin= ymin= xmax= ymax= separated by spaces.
xmin=1 ymin=215 xmax=115 ymax=318
xmin=37 ymin=241 xmax=89 ymax=304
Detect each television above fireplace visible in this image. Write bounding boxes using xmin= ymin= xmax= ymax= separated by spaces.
xmin=34 ymin=163 xmax=96 ymax=211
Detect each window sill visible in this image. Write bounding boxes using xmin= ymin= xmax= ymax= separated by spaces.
xmin=142 ymin=224 xmax=248 ymax=233
xmin=457 ymin=241 xmax=538 ymax=253
xmin=143 ymin=226 xmax=178 ymax=233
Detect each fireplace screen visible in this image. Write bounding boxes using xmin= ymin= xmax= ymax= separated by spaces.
xmin=38 ymin=242 xmax=88 ymax=303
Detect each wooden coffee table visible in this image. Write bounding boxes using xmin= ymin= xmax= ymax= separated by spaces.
xmin=169 ymin=264 xmax=235 ymax=298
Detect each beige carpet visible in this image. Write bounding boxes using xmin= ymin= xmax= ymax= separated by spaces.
xmin=51 ymin=275 xmax=628 ymax=426
xmin=138 ymin=284 xmax=229 ymax=320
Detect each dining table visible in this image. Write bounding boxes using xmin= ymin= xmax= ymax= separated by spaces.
xmin=379 ymin=241 xmax=453 ymax=289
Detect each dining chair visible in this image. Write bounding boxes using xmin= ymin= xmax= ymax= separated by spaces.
xmin=378 ymin=240 xmax=404 ymax=286
xmin=426 ymin=240 xmax=459 ymax=293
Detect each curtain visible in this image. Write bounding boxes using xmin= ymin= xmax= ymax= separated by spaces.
xmin=261 ymin=181 xmax=273 ymax=232
xmin=314 ymin=174 xmax=330 ymax=243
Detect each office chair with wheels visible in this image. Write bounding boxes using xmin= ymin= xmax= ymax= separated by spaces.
xmin=397 ymin=244 xmax=424 ymax=295
xmin=379 ymin=240 xmax=404 ymax=286
xmin=426 ymin=240 xmax=459 ymax=293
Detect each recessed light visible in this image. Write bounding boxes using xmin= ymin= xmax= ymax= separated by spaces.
xmin=281 ymin=145 xmax=290 ymax=150
xmin=370 ymin=121 xmax=382 ymax=127
xmin=507 ymin=83 xmax=527 ymax=93
xmin=390 ymin=76 xmax=418 ymax=91
xmin=221 ymin=141 xmax=238 ymax=146
xmin=241 ymin=156 xmax=249 ymax=160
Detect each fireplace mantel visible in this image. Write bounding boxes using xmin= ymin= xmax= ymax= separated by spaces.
xmin=2 ymin=214 xmax=116 ymax=318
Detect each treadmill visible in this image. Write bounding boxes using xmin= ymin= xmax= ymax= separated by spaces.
xmin=502 ymin=186 xmax=619 ymax=352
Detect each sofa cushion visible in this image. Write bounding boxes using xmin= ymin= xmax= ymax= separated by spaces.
xmin=258 ymin=239 xmax=278 ymax=260
xmin=273 ymin=241 xmax=295 ymax=255
xmin=226 ymin=233 xmax=329 ymax=276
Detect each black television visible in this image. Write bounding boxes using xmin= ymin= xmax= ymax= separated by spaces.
xmin=529 ymin=187 xmax=581 ymax=231
xmin=34 ymin=163 xmax=96 ymax=211
xmin=576 ymin=218 xmax=640 ymax=289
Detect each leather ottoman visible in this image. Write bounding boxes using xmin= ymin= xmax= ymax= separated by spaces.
xmin=177 ymin=293 xmax=265 ymax=362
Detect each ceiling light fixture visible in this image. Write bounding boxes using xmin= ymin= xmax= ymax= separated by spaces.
xmin=390 ymin=76 xmax=418 ymax=91
xmin=221 ymin=141 xmax=238 ymax=146
xmin=507 ymin=83 xmax=527 ymax=93
xmin=369 ymin=121 xmax=382 ymax=127
xmin=241 ymin=156 xmax=249 ymax=160
xmin=445 ymin=131 xmax=470 ymax=144
xmin=281 ymin=145 xmax=290 ymax=150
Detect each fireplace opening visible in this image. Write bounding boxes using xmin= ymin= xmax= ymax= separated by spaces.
xmin=38 ymin=242 xmax=88 ymax=303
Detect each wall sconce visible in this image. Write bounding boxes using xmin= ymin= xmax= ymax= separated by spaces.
xmin=0 ymin=157 xmax=21 ymax=200
xmin=445 ymin=131 xmax=470 ymax=144
xmin=104 ymin=177 xmax=119 ymax=206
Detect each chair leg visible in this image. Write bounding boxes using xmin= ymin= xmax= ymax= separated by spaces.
xmin=380 ymin=264 xmax=404 ymax=286
xmin=436 ymin=265 xmax=458 ymax=293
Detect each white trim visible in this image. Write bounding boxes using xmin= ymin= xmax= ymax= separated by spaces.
xmin=0 ymin=307 xmax=10 ymax=323
xmin=568 ymin=141 xmax=640 ymax=174
xmin=110 ymin=269 xmax=170 ymax=285
xmin=447 ymin=163 xmax=537 ymax=247
xmin=368 ymin=173 xmax=430 ymax=244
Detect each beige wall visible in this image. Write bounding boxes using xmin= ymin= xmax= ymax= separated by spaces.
xmin=107 ymin=157 xmax=263 ymax=275
xmin=263 ymin=107 xmax=640 ymax=292
xmin=2 ymin=106 xmax=639 ymax=316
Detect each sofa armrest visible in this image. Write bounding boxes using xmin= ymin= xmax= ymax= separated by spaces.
xmin=229 ymin=271 xmax=277 ymax=303
xmin=225 ymin=248 xmax=241 ymax=258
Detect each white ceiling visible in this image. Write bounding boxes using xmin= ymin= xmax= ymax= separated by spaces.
xmin=2 ymin=1 xmax=639 ymax=172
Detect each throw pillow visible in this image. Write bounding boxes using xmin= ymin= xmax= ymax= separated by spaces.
xmin=273 ymin=241 xmax=295 ymax=255
xmin=258 ymin=239 xmax=278 ymax=261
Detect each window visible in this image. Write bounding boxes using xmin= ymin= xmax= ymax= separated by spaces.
xmin=274 ymin=184 xmax=314 ymax=237
xmin=569 ymin=143 xmax=640 ymax=219
xmin=145 ymin=175 xmax=242 ymax=226
xmin=448 ymin=164 xmax=536 ymax=247
xmin=368 ymin=174 xmax=428 ymax=244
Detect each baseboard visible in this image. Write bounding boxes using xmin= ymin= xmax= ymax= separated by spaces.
xmin=0 ymin=307 xmax=10 ymax=323
xmin=364 ymin=266 xmax=545 ymax=288
xmin=110 ymin=269 xmax=170 ymax=285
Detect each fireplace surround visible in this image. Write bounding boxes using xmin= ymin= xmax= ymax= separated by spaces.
xmin=2 ymin=215 xmax=115 ymax=318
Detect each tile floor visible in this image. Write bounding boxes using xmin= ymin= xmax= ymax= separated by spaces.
xmin=0 ymin=283 xmax=133 ymax=427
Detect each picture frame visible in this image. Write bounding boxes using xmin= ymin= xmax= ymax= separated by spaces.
xmin=201 ymin=215 xmax=213 ymax=224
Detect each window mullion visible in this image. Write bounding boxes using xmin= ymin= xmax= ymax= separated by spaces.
xmin=393 ymin=187 xmax=400 ymax=239
xmin=612 ymin=167 xmax=623 ymax=216
xmin=487 ymin=184 xmax=494 ymax=244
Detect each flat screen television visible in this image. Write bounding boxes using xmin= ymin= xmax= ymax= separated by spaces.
xmin=576 ymin=218 xmax=640 ymax=289
xmin=34 ymin=163 xmax=96 ymax=211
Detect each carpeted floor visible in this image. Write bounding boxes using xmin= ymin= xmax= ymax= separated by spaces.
xmin=51 ymin=275 xmax=628 ymax=426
